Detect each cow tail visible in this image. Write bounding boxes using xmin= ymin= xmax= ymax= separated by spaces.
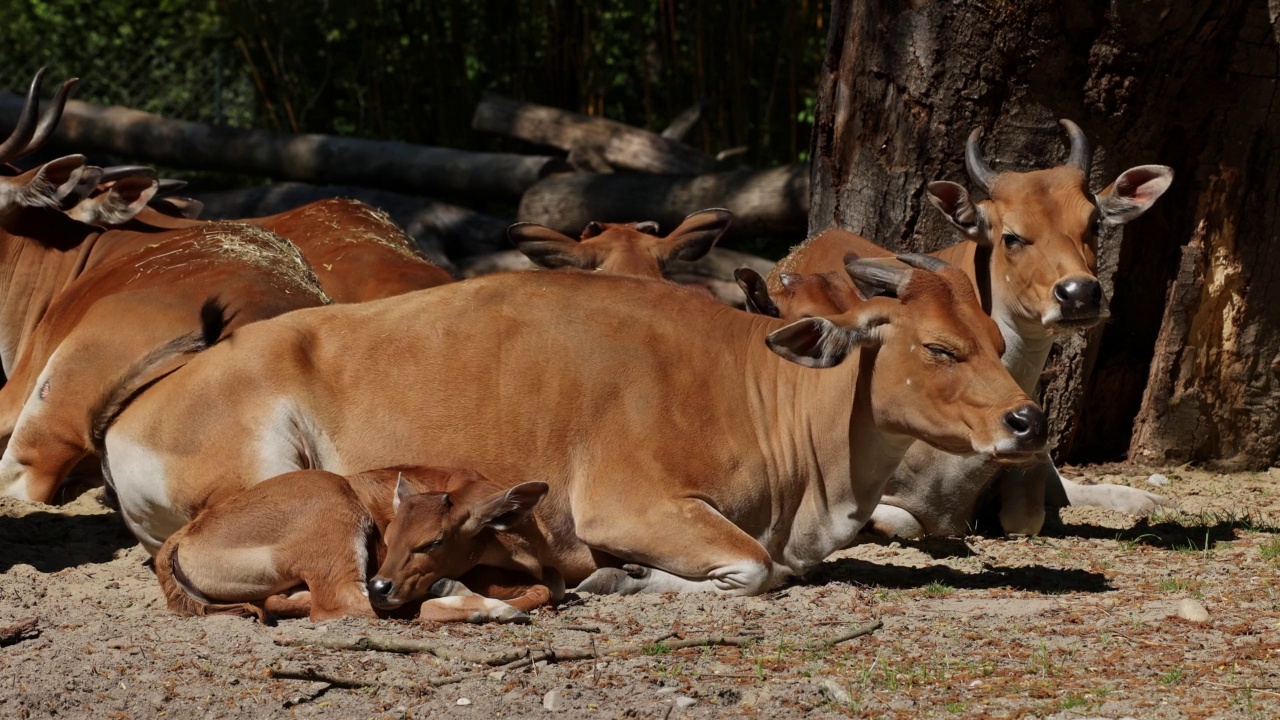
xmin=89 ymin=297 xmax=230 ymax=454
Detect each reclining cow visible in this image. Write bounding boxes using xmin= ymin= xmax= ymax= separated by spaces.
xmin=64 ymin=166 xmax=454 ymax=303
xmin=0 ymin=72 xmax=334 ymax=504
xmin=155 ymin=465 xmax=556 ymax=623
xmin=508 ymin=209 xmax=731 ymax=286
xmin=96 ymin=254 xmax=1044 ymax=595
xmin=745 ymin=121 xmax=1174 ymax=538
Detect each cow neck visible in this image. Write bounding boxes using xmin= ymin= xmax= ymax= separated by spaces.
xmin=931 ymin=240 xmax=1053 ymax=397
xmin=0 ymin=208 xmax=106 ymax=374
xmin=345 ymin=472 xmax=397 ymax=536
xmin=740 ymin=318 xmax=914 ymax=562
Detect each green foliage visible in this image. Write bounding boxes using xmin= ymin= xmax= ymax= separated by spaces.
xmin=2 ymin=1 xmax=825 ymax=168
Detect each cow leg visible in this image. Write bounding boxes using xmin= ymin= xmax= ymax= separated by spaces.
xmin=264 ymin=591 xmax=313 ymax=618
xmin=416 ymin=579 xmax=531 ymax=624
xmin=866 ymin=504 xmax=927 ymax=539
xmin=996 ymin=459 xmax=1048 ymax=536
xmin=574 ymin=497 xmax=779 ymax=596
xmin=1058 ymin=477 xmax=1174 ymax=516
xmin=304 ymin=580 xmax=376 ymax=622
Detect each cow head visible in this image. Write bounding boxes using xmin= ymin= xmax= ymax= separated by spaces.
xmin=926 ymin=121 xmax=1173 ymax=331
xmin=766 ymin=256 xmax=1046 ymax=459
xmin=736 ymin=267 xmax=854 ymax=319
xmin=67 ymin=173 xmax=160 ymax=226
xmin=508 ymin=208 xmax=732 ymax=280
xmin=367 ymin=469 xmax=547 ymax=610
xmin=0 ymin=69 xmax=88 ymax=215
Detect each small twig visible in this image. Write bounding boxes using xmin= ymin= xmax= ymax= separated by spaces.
xmin=267 ymin=665 xmax=376 ymax=690
xmin=561 ymin=625 xmax=602 ymax=633
xmin=0 ymin=618 xmax=39 ymax=647
xmin=1111 ymin=633 xmax=1190 ymax=650
xmin=1200 ymin=680 xmax=1280 ymax=697
xmin=820 ymin=619 xmax=883 ymax=648
xmin=274 ymin=632 xmax=485 ymax=663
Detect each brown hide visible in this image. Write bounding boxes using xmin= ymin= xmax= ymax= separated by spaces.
xmin=105 ymin=270 xmax=1037 ymax=594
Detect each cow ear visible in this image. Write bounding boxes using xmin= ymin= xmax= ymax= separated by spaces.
xmin=96 ymin=177 xmax=159 ymax=225
xmin=1095 ymin=165 xmax=1173 ymax=225
xmin=734 ymin=268 xmax=780 ymax=317
xmin=475 ymin=482 xmax=548 ymax=531
xmin=765 ymin=299 xmax=896 ymax=368
xmin=3 ymin=155 xmax=94 ymax=210
xmin=393 ymin=472 xmax=413 ymax=513
xmin=508 ymin=222 xmax=598 ymax=270
xmin=658 ymin=208 xmax=732 ymax=262
xmin=926 ymin=181 xmax=986 ymax=244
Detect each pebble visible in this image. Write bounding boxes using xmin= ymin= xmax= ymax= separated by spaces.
xmin=656 ymin=687 xmax=678 ymax=695
xmin=675 ymin=696 xmax=696 ymax=709
xmin=1148 ymin=473 xmax=1170 ymax=486
xmin=968 ymin=679 xmax=983 ymax=688
xmin=1177 ymin=598 xmax=1210 ymax=622
xmin=488 ymin=670 xmax=507 ymax=681
xmin=817 ymin=678 xmax=852 ymax=704
xmin=542 ymin=689 xmax=564 ymax=711
xmin=456 ymin=698 xmax=472 ymax=706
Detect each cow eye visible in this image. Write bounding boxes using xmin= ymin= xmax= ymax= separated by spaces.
xmin=1002 ymin=232 xmax=1025 ymax=249
xmin=416 ymin=539 xmax=444 ymax=553
xmin=924 ymin=343 xmax=958 ymax=361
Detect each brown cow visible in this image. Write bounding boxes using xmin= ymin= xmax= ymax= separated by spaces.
xmin=508 ymin=208 xmax=731 ymax=280
xmin=155 ymin=466 xmax=555 ymax=623
xmin=762 ymin=121 xmax=1173 ymax=537
xmin=98 ymin=260 xmax=1043 ymax=596
xmin=66 ymin=170 xmax=453 ymax=303
xmin=0 ymin=73 xmax=332 ymax=503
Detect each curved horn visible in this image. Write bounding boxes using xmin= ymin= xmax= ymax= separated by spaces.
xmin=0 ymin=68 xmax=47 ymax=165
xmin=98 ymin=165 xmax=156 ymax=183
xmin=14 ymin=77 xmax=77 ymax=161
xmin=154 ymin=178 xmax=188 ymax=196
xmin=1060 ymin=119 xmax=1091 ymax=175
xmin=896 ymin=253 xmax=950 ymax=273
xmin=846 ymin=258 xmax=912 ymax=297
xmin=965 ymin=127 xmax=998 ymax=194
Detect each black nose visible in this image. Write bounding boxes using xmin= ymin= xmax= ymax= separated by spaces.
xmin=1003 ymin=404 xmax=1047 ymax=448
xmin=368 ymin=577 xmax=393 ymax=597
xmin=1052 ymin=278 xmax=1102 ymax=317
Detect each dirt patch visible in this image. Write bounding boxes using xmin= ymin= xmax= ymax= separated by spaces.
xmin=1 ymin=467 xmax=1277 ymax=719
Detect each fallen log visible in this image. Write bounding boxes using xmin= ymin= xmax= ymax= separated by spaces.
xmin=0 ymin=94 xmax=565 ymax=200
xmin=459 ymin=247 xmax=775 ymax=308
xmin=517 ymin=163 xmax=809 ymax=239
xmin=193 ymin=182 xmax=512 ymax=269
xmin=472 ymin=92 xmax=715 ymax=175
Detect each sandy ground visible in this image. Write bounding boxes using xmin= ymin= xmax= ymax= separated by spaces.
xmin=1 ymin=466 xmax=1277 ymax=719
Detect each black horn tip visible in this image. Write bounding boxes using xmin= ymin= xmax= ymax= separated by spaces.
xmin=895 ymin=253 xmax=949 ymax=273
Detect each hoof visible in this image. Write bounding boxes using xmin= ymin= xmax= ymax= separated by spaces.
xmin=574 ymin=567 xmax=631 ymax=595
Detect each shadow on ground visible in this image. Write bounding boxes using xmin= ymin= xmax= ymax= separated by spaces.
xmin=0 ymin=509 xmax=134 ymax=573
xmin=807 ymin=557 xmax=1112 ymax=594
xmin=1052 ymin=514 xmax=1278 ymax=551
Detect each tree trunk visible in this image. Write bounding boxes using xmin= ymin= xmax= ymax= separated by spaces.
xmin=0 ymin=95 xmax=565 ymax=200
xmin=471 ymin=92 xmax=715 ymax=174
xmin=517 ymin=164 xmax=809 ymax=240
xmin=810 ymin=0 xmax=1280 ymax=468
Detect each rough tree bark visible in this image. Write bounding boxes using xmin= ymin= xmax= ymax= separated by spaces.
xmin=0 ymin=95 xmax=564 ymax=200
xmin=518 ymin=164 xmax=809 ymax=239
xmin=810 ymin=0 xmax=1279 ymax=468
xmin=472 ymin=93 xmax=715 ymax=174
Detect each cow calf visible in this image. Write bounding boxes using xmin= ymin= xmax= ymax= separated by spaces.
xmin=154 ymin=466 xmax=559 ymax=623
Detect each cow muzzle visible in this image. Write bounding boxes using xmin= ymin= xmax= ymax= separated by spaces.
xmin=1050 ymin=277 xmax=1104 ymax=328
xmin=992 ymin=403 xmax=1048 ymax=459
xmin=367 ymin=576 xmax=403 ymax=610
